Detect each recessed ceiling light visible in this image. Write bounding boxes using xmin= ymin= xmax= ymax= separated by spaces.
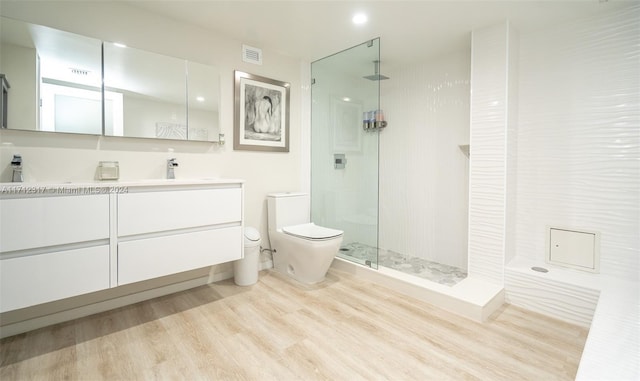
xmin=342 ymin=97 xmax=351 ymax=102
xmin=113 ymin=42 xmax=127 ymax=48
xmin=352 ymin=13 xmax=367 ymax=25
xmin=196 ymin=96 xmax=205 ymax=102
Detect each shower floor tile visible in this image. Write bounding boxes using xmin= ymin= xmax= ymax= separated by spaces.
xmin=338 ymin=242 xmax=467 ymax=286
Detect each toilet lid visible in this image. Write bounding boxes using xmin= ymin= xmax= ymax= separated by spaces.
xmin=283 ymin=223 xmax=343 ymax=240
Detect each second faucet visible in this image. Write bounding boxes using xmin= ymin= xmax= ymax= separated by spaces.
xmin=167 ymin=158 xmax=178 ymax=179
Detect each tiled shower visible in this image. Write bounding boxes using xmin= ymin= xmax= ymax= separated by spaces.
xmin=311 ymin=33 xmax=471 ymax=285
xmin=311 ymin=3 xmax=639 ymax=302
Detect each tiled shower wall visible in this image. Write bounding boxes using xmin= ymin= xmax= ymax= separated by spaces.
xmin=467 ymin=22 xmax=518 ymax=284
xmin=379 ymin=49 xmax=471 ymax=270
xmin=515 ymin=5 xmax=640 ymax=281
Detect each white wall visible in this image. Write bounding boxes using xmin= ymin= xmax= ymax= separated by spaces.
xmin=0 ymin=1 xmax=306 ymax=323
xmin=379 ymin=49 xmax=470 ymax=270
xmin=515 ymin=5 xmax=639 ymax=281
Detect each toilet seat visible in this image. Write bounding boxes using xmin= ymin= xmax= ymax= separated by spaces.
xmin=282 ymin=223 xmax=343 ymax=241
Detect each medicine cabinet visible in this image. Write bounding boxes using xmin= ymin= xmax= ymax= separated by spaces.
xmin=0 ymin=16 xmax=220 ymax=142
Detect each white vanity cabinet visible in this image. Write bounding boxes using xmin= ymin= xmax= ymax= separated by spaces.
xmin=116 ymin=184 xmax=243 ymax=285
xmin=0 ymin=193 xmax=111 ymax=313
xmin=0 ymin=179 xmax=244 ymax=314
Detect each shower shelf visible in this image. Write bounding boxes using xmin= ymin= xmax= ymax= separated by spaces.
xmin=363 ymin=121 xmax=387 ymax=131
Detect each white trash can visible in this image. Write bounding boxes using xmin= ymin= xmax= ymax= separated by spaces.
xmin=233 ymin=227 xmax=261 ymax=286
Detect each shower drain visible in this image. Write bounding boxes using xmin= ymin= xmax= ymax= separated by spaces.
xmin=531 ymin=266 xmax=549 ymax=273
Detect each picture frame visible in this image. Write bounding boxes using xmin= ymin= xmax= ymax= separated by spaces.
xmin=234 ymin=71 xmax=290 ymax=152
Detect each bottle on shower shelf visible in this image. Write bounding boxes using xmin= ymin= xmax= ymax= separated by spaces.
xmin=374 ymin=109 xmax=387 ymax=129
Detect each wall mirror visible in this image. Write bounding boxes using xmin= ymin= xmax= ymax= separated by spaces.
xmin=0 ymin=17 xmax=220 ymax=142
xmin=1 ymin=17 xmax=103 ymax=135
xmin=186 ymin=61 xmax=220 ymax=142
xmin=103 ymin=42 xmax=187 ymax=140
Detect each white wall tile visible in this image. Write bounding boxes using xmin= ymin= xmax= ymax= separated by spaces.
xmin=515 ymin=5 xmax=640 ymax=281
xmin=379 ymin=50 xmax=470 ymax=270
xmin=468 ymin=21 xmax=515 ymax=285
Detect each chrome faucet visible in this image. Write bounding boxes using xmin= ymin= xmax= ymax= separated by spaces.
xmin=167 ymin=158 xmax=178 ymax=179
xmin=11 ymin=154 xmax=23 ymax=183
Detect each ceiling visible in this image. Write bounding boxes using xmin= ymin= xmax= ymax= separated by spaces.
xmin=122 ymin=0 xmax=632 ymax=68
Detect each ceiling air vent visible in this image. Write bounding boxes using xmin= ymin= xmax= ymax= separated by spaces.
xmin=242 ymin=44 xmax=262 ymax=65
xmin=70 ymin=68 xmax=90 ymax=76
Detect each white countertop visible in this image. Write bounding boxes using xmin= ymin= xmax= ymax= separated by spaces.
xmin=1 ymin=178 xmax=244 ymax=187
xmin=0 ymin=178 xmax=245 ymax=196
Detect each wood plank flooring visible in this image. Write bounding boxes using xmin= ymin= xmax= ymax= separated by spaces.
xmin=0 ymin=269 xmax=589 ymax=380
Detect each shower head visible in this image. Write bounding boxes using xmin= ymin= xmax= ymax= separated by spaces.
xmin=363 ymin=73 xmax=390 ymax=81
xmin=363 ymin=60 xmax=389 ymax=81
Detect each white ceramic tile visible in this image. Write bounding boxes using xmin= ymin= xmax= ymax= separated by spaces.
xmin=509 ymin=6 xmax=640 ymax=380
xmin=379 ymin=50 xmax=471 ymax=270
xmin=505 ymin=258 xmax=600 ymax=327
xmin=515 ymin=5 xmax=640 ymax=282
xmin=468 ymin=21 xmax=513 ymax=285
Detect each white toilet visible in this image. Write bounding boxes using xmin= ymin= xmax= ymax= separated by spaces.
xmin=267 ymin=193 xmax=343 ymax=284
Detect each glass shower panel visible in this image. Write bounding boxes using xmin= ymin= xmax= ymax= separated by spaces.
xmin=311 ymin=39 xmax=380 ymax=269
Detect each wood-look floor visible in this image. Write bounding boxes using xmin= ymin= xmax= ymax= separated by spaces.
xmin=0 ymin=269 xmax=588 ymax=380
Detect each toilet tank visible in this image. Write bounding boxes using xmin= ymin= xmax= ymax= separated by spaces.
xmin=267 ymin=193 xmax=310 ymax=230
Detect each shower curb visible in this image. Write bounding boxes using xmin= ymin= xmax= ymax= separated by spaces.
xmin=330 ymin=257 xmax=504 ymax=322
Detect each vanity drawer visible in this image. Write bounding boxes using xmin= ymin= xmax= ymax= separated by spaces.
xmin=117 ymin=226 xmax=242 ymax=285
xmin=0 ymin=245 xmax=110 ymax=312
xmin=117 ymin=188 xmax=242 ymax=236
xmin=0 ymin=194 xmax=110 ymax=253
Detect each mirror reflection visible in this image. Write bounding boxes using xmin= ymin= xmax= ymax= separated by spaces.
xmin=104 ymin=42 xmax=187 ymax=139
xmin=0 ymin=17 xmax=220 ymax=142
xmin=186 ymin=61 xmax=219 ymax=142
xmin=1 ymin=17 xmax=102 ymax=135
